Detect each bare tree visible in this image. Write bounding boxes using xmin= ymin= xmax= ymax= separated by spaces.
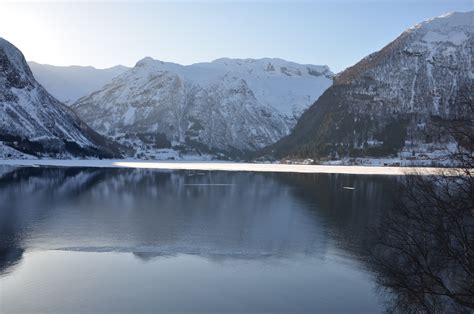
xmin=367 ymin=122 xmax=474 ymax=313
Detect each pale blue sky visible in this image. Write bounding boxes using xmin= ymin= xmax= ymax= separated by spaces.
xmin=0 ymin=1 xmax=472 ymax=72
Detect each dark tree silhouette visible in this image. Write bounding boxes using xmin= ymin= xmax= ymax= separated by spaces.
xmin=368 ymin=120 xmax=474 ymax=313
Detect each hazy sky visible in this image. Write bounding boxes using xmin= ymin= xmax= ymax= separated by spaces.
xmin=0 ymin=1 xmax=472 ymax=72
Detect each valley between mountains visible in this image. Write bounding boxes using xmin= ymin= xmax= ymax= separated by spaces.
xmin=1 ymin=11 xmax=472 ymax=164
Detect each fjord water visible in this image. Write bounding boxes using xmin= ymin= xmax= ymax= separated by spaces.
xmin=0 ymin=166 xmax=398 ymax=313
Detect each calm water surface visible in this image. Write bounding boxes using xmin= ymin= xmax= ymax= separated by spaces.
xmin=0 ymin=166 xmax=399 ymax=313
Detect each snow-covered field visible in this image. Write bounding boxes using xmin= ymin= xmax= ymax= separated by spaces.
xmin=0 ymin=159 xmax=467 ymax=176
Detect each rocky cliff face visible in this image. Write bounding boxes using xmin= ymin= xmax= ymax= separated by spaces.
xmin=0 ymin=38 xmax=122 ymax=158
xmin=270 ymin=12 xmax=473 ymax=159
xmin=72 ymin=57 xmax=332 ymax=158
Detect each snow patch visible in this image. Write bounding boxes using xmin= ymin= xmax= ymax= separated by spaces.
xmin=422 ymin=31 xmax=469 ymax=45
xmin=123 ymin=106 xmax=136 ymax=125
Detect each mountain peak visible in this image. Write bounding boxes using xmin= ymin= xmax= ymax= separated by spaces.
xmin=135 ymin=56 xmax=159 ymax=67
xmin=409 ymin=11 xmax=473 ymax=32
xmin=0 ymin=38 xmax=122 ymax=158
xmin=0 ymin=37 xmax=34 ymax=86
xmin=270 ymin=11 xmax=473 ymax=159
xmin=72 ymin=55 xmax=333 ymax=156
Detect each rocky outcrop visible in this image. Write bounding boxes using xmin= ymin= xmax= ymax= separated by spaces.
xmin=0 ymin=38 xmax=122 ymax=158
xmin=269 ymin=12 xmax=473 ymax=159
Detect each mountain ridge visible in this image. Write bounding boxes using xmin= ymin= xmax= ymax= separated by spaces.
xmin=267 ymin=11 xmax=473 ymax=160
xmin=28 ymin=62 xmax=129 ymax=104
xmin=72 ymin=56 xmax=333 ymax=158
xmin=0 ymin=38 xmax=123 ymax=158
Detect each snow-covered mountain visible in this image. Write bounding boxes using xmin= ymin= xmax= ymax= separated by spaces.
xmin=0 ymin=38 xmax=122 ymax=158
xmin=72 ymin=57 xmax=332 ymax=158
xmin=28 ymin=62 xmax=128 ymax=105
xmin=270 ymin=11 xmax=473 ymax=159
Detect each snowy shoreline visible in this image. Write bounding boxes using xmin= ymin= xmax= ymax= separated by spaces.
xmin=0 ymin=159 xmax=467 ymax=176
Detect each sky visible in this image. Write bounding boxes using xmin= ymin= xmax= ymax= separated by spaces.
xmin=0 ymin=0 xmax=472 ymax=73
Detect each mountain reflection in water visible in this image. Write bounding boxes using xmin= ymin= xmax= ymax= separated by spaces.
xmin=0 ymin=166 xmax=400 ymax=313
